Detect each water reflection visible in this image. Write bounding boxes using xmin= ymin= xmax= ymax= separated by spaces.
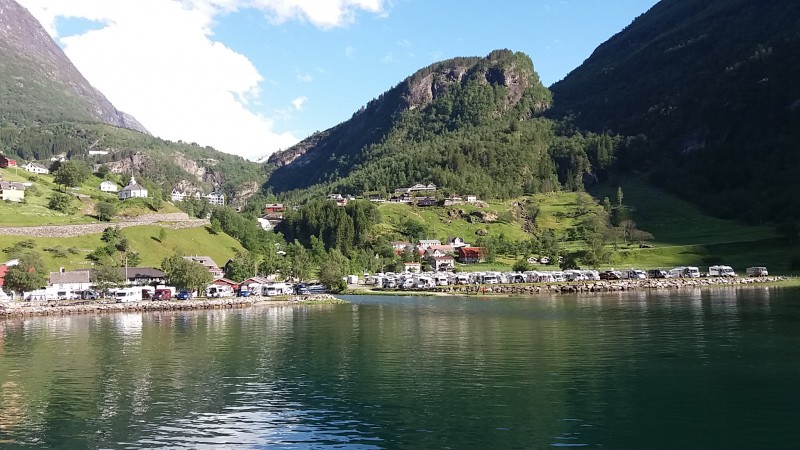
xmin=0 ymin=287 xmax=799 ymax=448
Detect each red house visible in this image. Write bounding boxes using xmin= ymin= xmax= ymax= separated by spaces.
xmin=212 ymin=277 xmax=240 ymax=290
xmin=0 ymin=155 xmax=17 ymax=168
xmin=458 ymin=247 xmax=485 ymax=264
xmin=264 ymin=203 xmax=285 ymax=215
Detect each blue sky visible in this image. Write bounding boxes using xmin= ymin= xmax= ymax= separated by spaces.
xmin=19 ymin=0 xmax=659 ymax=160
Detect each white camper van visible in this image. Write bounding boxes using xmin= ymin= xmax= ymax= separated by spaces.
xmin=708 ymin=265 xmax=736 ymax=277
xmin=115 ymin=288 xmax=143 ymax=303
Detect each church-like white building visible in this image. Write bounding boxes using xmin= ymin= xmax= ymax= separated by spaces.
xmin=118 ymin=175 xmax=148 ymax=200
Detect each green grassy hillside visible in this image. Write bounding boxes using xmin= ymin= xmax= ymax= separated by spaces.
xmin=0 ymin=225 xmax=243 ymax=274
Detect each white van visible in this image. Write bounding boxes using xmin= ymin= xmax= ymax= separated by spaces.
xmin=709 ymin=265 xmax=736 ymax=277
xmin=115 ymin=288 xmax=143 ymax=303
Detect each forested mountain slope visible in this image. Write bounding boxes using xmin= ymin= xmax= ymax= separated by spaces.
xmin=266 ymin=50 xmax=560 ymax=200
xmin=548 ymin=0 xmax=800 ymax=222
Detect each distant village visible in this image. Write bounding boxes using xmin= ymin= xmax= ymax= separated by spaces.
xmin=0 ymin=153 xmax=225 ymax=206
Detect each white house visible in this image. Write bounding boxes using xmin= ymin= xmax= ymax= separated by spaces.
xmin=417 ymin=240 xmax=441 ymax=251
xmin=118 ymin=175 xmax=148 ymax=200
xmin=49 ymin=269 xmax=92 ymax=292
xmin=0 ymin=181 xmax=25 ymax=202
xmin=206 ymin=190 xmax=225 ymax=205
xmin=171 ymin=189 xmax=188 ymax=202
xmin=24 ymin=162 xmax=49 ymax=174
xmin=99 ymin=180 xmax=118 ymax=192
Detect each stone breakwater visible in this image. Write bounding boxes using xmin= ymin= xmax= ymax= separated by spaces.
xmin=0 ymin=213 xmax=209 ymax=238
xmin=409 ymin=276 xmax=788 ymax=295
xmin=0 ymin=294 xmax=340 ymax=318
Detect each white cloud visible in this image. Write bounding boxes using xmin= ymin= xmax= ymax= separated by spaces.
xmin=291 ymin=96 xmax=308 ymax=110
xmin=344 ymin=45 xmax=356 ymax=59
xmin=16 ymin=0 xmax=385 ymax=160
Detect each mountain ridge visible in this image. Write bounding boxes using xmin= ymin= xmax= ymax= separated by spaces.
xmin=0 ymin=0 xmax=147 ymax=132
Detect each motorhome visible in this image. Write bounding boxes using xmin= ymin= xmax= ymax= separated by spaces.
xmin=481 ymin=272 xmax=500 ymax=284
xmin=207 ymin=285 xmax=234 ymax=298
xmin=455 ymin=273 xmax=471 ymax=285
xmin=647 ymin=269 xmax=669 ymax=279
xmin=415 ymin=276 xmax=435 ymax=289
xmin=114 ymin=288 xmax=143 ymax=303
xmin=708 ymin=265 xmax=736 ymax=277
xmin=262 ymin=283 xmax=293 ymax=296
xmin=670 ymin=266 xmax=700 ymax=278
xmin=434 ymin=274 xmax=449 ymax=286
xmin=623 ymin=269 xmax=647 ymax=280
xmin=746 ymin=267 xmax=769 ymax=277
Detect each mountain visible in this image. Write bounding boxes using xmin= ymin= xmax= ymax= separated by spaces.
xmin=0 ymin=0 xmax=146 ymax=131
xmin=0 ymin=0 xmax=267 ymax=207
xmin=266 ymin=50 xmax=555 ymax=199
xmin=547 ymin=0 xmax=800 ymax=222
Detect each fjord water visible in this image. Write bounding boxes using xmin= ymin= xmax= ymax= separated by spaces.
xmin=1 ymin=288 xmax=800 ymax=449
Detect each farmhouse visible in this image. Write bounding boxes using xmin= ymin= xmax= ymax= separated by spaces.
xmin=24 ymin=162 xmax=49 ymax=174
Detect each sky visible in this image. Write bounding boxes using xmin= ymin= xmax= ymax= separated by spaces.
xmin=17 ymin=0 xmax=659 ymax=161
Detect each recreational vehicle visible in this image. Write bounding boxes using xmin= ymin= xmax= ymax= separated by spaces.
xmin=114 ymin=288 xmax=143 ymax=303
xmin=708 ymin=265 xmax=736 ymax=277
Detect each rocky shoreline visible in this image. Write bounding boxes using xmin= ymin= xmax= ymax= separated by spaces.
xmin=378 ymin=276 xmax=789 ymax=296
xmin=0 ymin=294 xmax=340 ymax=318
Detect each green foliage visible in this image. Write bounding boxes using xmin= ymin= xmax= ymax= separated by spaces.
xmin=95 ymin=201 xmax=117 ymax=222
xmin=267 ymin=51 xmax=556 ymax=200
xmin=53 ymin=161 xmax=90 ymax=191
xmin=161 ymin=253 xmax=213 ymax=293
xmin=286 ymin=241 xmax=311 ymax=281
xmin=47 ymin=192 xmax=76 ymax=214
xmin=277 ymin=200 xmax=379 ymax=256
xmin=548 ymin=0 xmax=800 ymax=222
xmin=318 ymin=249 xmax=349 ymax=292
xmin=4 ymin=239 xmax=36 ymax=258
xmin=224 ymin=250 xmax=257 ymax=281
xmin=512 ymin=258 xmax=531 ymax=272
xmin=4 ymin=251 xmax=47 ymax=293
xmin=92 ymin=263 xmax=123 ymax=293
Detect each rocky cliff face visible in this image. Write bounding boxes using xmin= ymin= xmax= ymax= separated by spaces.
xmin=0 ymin=0 xmax=148 ymax=132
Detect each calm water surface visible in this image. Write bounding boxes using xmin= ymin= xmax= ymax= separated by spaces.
xmin=1 ymin=287 xmax=800 ymax=449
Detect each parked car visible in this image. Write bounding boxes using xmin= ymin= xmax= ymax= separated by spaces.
xmin=237 ymin=288 xmax=251 ymax=297
xmin=176 ymin=290 xmax=192 ymax=300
